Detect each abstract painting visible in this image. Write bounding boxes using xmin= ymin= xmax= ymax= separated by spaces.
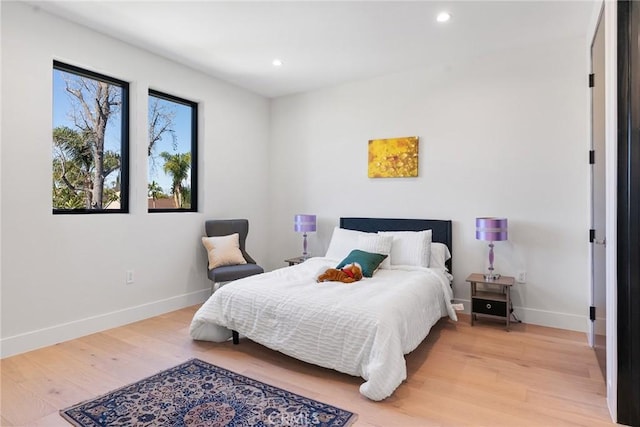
xmin=368 ymin=136 xmax=419 ymax=178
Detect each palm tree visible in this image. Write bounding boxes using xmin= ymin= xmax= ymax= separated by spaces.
xmin=147 ymin=180 xmax=164 ymax=208
xmin=159 ymin=152 xmax=191 ymax=208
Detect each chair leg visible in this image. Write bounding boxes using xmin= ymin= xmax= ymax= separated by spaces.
xmin=232 ymin=330 xmax=239 ymax=345
xmin=210 ymin=281 xmax=221 ymax=295
xmin=210 ymin=281 xmax=230 ymax=295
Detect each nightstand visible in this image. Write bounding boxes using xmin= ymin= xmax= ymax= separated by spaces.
xmin=466 ymin=273 xmax=515 ymax=331
xmin=284 ymin=256 xmax=307 ymax=266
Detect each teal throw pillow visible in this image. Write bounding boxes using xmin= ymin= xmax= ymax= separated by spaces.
xmin=336 ymin=249 xmax=388 ymax=278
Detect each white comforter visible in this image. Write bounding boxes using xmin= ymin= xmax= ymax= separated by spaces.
xmin=190 ymin=257 xmax=457 ymax=401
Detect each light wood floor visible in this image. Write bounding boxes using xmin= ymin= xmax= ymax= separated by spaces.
xmin=1 ymin=307 xmax=614 ymax=426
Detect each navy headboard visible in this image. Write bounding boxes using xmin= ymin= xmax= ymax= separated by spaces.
xmin=339 ymin=217 xmax=453 ymax=272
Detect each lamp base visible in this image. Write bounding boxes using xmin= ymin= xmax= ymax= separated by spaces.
xmin=484 ymin=273 xmax=501 ymax=281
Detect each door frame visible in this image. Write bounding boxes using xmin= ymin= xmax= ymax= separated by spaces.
xmin=616 ymin=1 xmax=640 ymax=424
xmin=587 ymin=0 xmax=618 ymax=422
xmin=604 ymin=1 xmax=618 ymax=421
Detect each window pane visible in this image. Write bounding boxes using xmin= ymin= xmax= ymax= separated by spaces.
xmin=52 ymin=62 xmax=129 ymax=213
xmin=148 ymin=90 xmax=197 ymax=212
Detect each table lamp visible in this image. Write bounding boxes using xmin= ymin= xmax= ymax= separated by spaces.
xmin=294 ymin=214 xmax=316 ymax=259
xmin=475 ymin=217 xmax=508 ymax=280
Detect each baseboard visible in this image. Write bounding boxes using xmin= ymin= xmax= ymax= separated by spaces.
xmin=1 ymin=288 xmax=210 ymax=359
xmin=453 ymin=299 xmax=589 ymax=333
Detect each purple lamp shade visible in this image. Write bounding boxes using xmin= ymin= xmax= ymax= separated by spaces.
xmin=294 ymin=214 xmax=316 ymax=258
xmin=475 ymin=217 xmax=508 ymax=280
xmin=294 ymin=214 xmax=317 ymax=233
xmin=475 ymin=217 xmax=508 ymax=241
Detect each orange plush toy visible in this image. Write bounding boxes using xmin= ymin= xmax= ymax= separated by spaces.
xmin=317 ymin=263 xmax=363 ymax=284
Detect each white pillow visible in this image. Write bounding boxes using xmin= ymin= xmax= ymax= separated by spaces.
xmin=325 ymin=227 xmax=368 ymax=261
xmin=430 ymin=242 xmax=451 ymax=271
xmin=356 ymin=233 xmax=393 ymax=269
xmin=201 ymin=233 xmax=247 ymax=270
xmin=378 ymin=230 xmax=432 ymax=268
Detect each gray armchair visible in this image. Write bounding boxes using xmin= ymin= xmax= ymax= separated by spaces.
xmin=204 ymin=219 xmax=264 ymax=293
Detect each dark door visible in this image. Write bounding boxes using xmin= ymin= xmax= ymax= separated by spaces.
xmin=590 ymin=6 xmax=606 ymax=381
xmin=617 ymin=1 xmax=640 ymax=424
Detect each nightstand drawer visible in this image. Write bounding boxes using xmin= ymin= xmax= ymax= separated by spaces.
xmin=472 ymin=298 xmax=507 ymax=317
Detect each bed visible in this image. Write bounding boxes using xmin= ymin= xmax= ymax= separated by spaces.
xmin=190 ymin=217 xmax=456 ymax=401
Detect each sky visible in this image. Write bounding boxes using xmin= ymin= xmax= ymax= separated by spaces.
xmin=52 ymin=69 xmax=192 ymax=195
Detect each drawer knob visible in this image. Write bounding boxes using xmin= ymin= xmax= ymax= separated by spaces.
xmin=486 ymin=303 xmax=492 ymax=309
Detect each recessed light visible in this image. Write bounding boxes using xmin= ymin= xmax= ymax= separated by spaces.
xmin=436 ymin=12 xmax=451 ymax=23
xmin=272 ymin=59 xmax=283 ymax=67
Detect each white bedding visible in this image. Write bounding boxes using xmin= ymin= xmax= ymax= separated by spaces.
xmin=190 ymin=257 xmax=457 ymax=401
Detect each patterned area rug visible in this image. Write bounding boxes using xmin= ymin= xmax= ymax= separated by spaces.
xmin=60 ymin=358 xmax=357 ymax=426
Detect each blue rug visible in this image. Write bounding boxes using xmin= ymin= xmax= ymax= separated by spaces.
xmin=60 ymin=358 xmax=357 ymax=426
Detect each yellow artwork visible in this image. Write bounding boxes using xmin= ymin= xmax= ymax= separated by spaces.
xmin=368 ymin=136 xmax=419 ymax=178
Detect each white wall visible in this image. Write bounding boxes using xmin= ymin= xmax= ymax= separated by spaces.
xmin=0 ymin=2 xmax=270 ymax=357
xmin=269 ymin=36 xmax=590 ymax=331
xmin=0 ymin=1 xmax=592 ymax=357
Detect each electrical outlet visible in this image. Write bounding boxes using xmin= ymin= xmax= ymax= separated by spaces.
xmin=126 ymin=270 xmax=135 ymax=284
xmin=517 ymin=270 xmax=526 ymax=283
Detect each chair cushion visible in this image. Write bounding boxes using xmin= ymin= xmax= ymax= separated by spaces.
xmin=208 ymin=263 xmax=264 ymax=283
xmin=202 ymin=234 xmax=247 ymax=270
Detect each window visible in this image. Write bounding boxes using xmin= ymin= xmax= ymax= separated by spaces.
xmin=52 ymin=61 xmax=129 ymax=213
xmin=147 ymin=90 xmax=198 ymax=212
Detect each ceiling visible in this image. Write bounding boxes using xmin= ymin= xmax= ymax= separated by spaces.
xmin=29 ymin=1 xmax=597 ymax=98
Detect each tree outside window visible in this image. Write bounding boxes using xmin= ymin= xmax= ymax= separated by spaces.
xmin=147 ymin=90 xmax=197 ymax=212
xmin=52 ymin=61 xmax=129 ymax=213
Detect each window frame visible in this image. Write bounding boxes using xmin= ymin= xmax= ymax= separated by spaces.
xmin=52 ymin=61 xmax=130 ymax=214
xmin=147 ymin=89 xmax=198 ymax=213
